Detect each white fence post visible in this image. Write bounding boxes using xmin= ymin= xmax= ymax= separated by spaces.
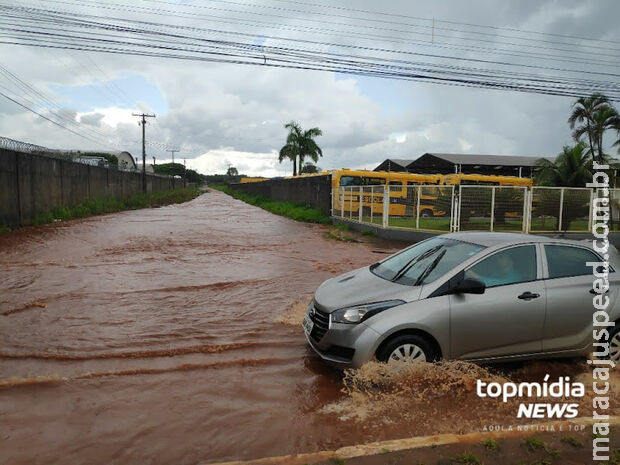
xmin=358 ymin=187 xmax=363 ymax=222
xmin=457 ymin=185 xmax=463 ymax=232
xmin=490 ymin=186 xmax=496 ymax=232
xmin=522 ymin=188 xmax=529 ymax=233
xmin=588 ymin=189 xmax=595 ymax=233
xmin=558 ymin=188 xmax=564 ymax=232
xmin=416 ymin=185 xmax=421 ymax=230
xmin=382 ymin=185 xmax=389 ymax=228
xmin=370 ymin=186 xmax=374 ymax=224
xmin=340 ymin=187 xmax=344 ymax=218
xmin=349 ymin=187 xmax=354 ymax=220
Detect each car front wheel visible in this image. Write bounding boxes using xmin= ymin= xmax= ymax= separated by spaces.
xmin=377 ymin=334 xmax=438 ymax=364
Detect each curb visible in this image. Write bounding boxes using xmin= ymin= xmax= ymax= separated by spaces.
xmin=204 ymin=416 xmax=619 ymax=465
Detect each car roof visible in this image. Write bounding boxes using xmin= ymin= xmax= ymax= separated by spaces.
xmin=445 ymin=231 xmax=576 ymax=247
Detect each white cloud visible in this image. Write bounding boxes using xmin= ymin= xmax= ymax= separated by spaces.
xmin=458 ymin=138 xmax=473 ymax=152
xmin=0 ymin=0 xmax=618 ymax=174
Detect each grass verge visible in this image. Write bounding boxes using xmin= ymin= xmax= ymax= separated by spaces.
xmin=211 ymin=184 xmax=331 ymax=224
xmin=18 ymin=187 xmax=201 ymax=229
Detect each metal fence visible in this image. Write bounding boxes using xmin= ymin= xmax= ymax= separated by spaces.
xmin=333 ymin=184 xmax=619 ymax=234
xmin=0 ymin=136 xmax=137 ymax=171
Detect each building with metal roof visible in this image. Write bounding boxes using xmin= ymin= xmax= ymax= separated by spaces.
xmin=375 ymin=153 xmax=555 ymax=177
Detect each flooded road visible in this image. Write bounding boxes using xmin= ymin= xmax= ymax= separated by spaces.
xmin=0 ymin=190 xmax=617 ymax=465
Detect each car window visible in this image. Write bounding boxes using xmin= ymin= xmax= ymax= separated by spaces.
xmin=464 ymin=245 xmax=537 ymax=288
xmin=371 ymin=237 xmax=485 ymax=286
xmin=545 ymin=245 xmax=602 ymax=279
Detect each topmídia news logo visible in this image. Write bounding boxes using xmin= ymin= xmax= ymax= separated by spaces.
xmin=476 ymin=374 xmax=585 ymax=419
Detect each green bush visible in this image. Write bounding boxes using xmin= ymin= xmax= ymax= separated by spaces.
xmin=212 ymin=185 xmax=331 ymax=224
xmin=29 ymin=187 xmax=200 ymax=226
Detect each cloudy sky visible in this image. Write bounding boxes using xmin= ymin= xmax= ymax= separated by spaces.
xmin=1 ymin=0 xmax=619 ymax=176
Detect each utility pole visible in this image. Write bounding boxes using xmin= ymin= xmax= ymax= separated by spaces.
xmin=168 ymin=149 xmax=179 ymax=166
xmin=183 ymin=158 xmax=187 ymax=187
xmin=132 ymin=112 xmax=156 ymax=192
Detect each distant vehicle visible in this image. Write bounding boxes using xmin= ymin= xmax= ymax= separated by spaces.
xmin=73 ymin=156 xmax=108 ymax=168
xmin=332 ymin=169 xmax=531 ymax=222
xmin=303 ymin=232 xmax=619 ymax=368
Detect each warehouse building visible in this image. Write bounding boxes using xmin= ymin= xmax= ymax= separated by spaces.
xmin=374 ymin=153 xmax=554 ymax=177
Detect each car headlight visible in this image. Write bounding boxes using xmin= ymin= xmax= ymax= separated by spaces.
xmin=331 ymin=300 xmax=404 ymax=324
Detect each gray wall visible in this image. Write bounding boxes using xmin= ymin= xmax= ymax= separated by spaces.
xmin=0 ymin=149 xmax=181 ymax=227
xmin=228 ymin=175 xmax=332 ymax=214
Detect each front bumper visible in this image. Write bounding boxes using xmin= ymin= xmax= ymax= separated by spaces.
xmin=304 ymin=331 xmax=355 ymax=368
xmin=303 ymin=306 xmax=380 ymax=368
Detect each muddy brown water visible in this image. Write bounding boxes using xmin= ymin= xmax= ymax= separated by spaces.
xmin=0 ymin=190 xmax=616 ymax=465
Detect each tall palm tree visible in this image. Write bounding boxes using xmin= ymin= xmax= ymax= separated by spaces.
xmin=591 ymin=106 xmax=620 ymax=160
xmin=278 ymin=144 xmax=298 ymax=176
xmin=568 ymin=93 xmax=613 ymax=163
xmin=535 ymin=142 xmax=593 ymax=187
xmin=278 ymin=121 xmax=323 ymax=176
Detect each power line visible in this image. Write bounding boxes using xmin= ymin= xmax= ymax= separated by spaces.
xmin=34 ymin=0 xmax=620 ymax=65
xmin=0 ymin=89 xmax=114 ymax=147
xmin=241 ymin=0 xmax=620 ymax=46
xmin=8 ymin=1 xmax=618 ymax=75
xmin=140 ymin=0 xmax=620 ymax=53
xmin=2 ymin=5 xmax=618 ymax=99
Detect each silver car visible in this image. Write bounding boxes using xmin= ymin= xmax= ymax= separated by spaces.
xmin=303 ymin=232 xmax=620 ymax=368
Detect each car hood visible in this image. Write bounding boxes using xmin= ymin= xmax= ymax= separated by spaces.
xmin=313 ymin=266 xmax=421 ymax=313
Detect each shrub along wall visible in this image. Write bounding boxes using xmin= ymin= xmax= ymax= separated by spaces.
xmin=0 ymin=148 xmax=183 ymax=227
xmin=228 ymin=174 xmax=332 ymax=215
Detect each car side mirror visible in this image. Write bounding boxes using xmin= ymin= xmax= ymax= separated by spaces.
xmin=453 ymin=278 xmax=486 ymax=295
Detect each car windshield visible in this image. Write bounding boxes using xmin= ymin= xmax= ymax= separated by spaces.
xmin=371 ymin=237 xmax=485 ymax=286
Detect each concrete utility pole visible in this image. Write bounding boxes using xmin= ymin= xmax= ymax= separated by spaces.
xmin=132 ymin=112 xmax=156 ymax=192
xmin=168 ymin=149 xmax=179 ymax=166
xmin=183 ymin=158 xmax=187 ymax=187
xmin=153 ymin=156 xmax=156 ymax=166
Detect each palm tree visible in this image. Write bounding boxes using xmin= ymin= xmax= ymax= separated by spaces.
xmin=535 ymin=143 xmax=594 ymax=231
xmin=591 ymin=106 xmax=620 ymax=160
xmin=278 ymin=121 xmax=323 ymax=176
xmin=568 ymin=93 xmax=613 ymax=163
xmin=535 ymin=142 xmax=593 ymax=187
xmin=278 ymin=144 xmax=298 ymax=176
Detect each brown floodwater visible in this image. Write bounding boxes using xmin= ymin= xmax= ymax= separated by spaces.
xmin=0 ymin=190 xmax=617 ymax=465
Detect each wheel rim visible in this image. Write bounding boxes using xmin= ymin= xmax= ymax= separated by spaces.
xmin=611 ymin=332 xmax=620 ymax=362
xmin=388 ymin=343 xmax=427 ymax=364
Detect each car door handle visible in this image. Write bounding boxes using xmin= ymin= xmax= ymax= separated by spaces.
xmin=518 ymin=291 xmax=540 ymax=300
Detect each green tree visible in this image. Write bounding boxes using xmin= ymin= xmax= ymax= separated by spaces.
xmin=278 ymin=121 xmax=323 ymax=176
xmin=226 ymin=166 xmax=239 ymax=177
xmin=535 ymin=142 xmax=593 ymax=187
xmin=300 ymin=162 xmax=320 ymax=174
xmin=568 ymin=93 xmax=614 ymax=163
xmin=591 ymin=106 xmax=619 ymax=160
xmin=153 ymin=162 xmax=185 ymax=177
xmin=535 ymin=143 xmax=593 ymax=231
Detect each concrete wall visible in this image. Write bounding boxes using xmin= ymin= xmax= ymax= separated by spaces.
xmin=228 ymin=175 xmax=332 ymax=214
xmin=0 ymin=149 xmax=181 ymax=227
